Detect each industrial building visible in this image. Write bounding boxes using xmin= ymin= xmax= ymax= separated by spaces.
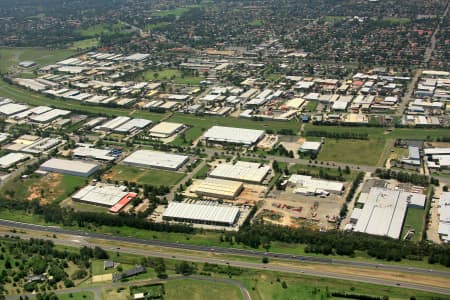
xmin=95 ymin=116 xmax=130 ymax=131
xmin=122 ymin=150 xmax=189 ymax=171
xmin=352 ymin=187 xmax=426 ymax=239
xmin=149 ymin=122 xmax=185 ymax=138
xmin=40 ymin=158 xmax=99 ymax=177
xmin=72 ymin=184 xmax=135 ymax=209
xmin=193 ymin=178 xmax=244 ymax=199
xmin=401 ymin=146 xmax=421 ymax=166
xmin=202 ymin=126 xmax=265 ymax=146
xmin=288 ymin=174 xmax=344 ymax=195
xmin=113 ymin=118 xmax=152 ymax=133
xmin=438 ymin=192 xmax=450 ymax=243
xmin=424 ymin=147 xmax=450 ymax=170
xmin=209 ymin=161 xmax=270 ymax=184
xmin=0 ymin=103 xmax=29 ymax=116
xmin=28 ymin=108 xmax=71 ymax=123
xmin=162 ymin=202 xmax=240 ymax=226
xmin=72 ymin=147 xmax=116 ymax=161
xmin=0 ymin=153 xmax=29 ymax=169
xmin=299 ymin=141 xmax=322 ymax=154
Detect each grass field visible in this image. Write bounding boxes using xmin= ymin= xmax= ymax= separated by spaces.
xmin=170 ymin=126 xmax=205 ymax=146
xmin=0 ymin=173 xmax=85 ymax=204
xmin=318 ymin=138 xmax=386 ymax=166
xmin=249 ymin=19 xmax=264 ymax=26
xmin=104 ymin=165 xmax=185 ymax=186
xmin=141 ymin=68 xmax=204 ymax=85
xmin=152 ymin=5 xmax=201 ymax=17
xmin=165 ymin=279 xmax=243 ymax=300
xmin=145 ymin=21 xmax=172 ymax=31
xmin=169 ymin=113 xmax=301 ymax=132
xmin=68 ymin=38 xmax=99 ymax=50
xmin=77 ymin=23 xmax=129 ymax=38
xmin=0 ymin=47 xmax=76 ymax=73
xmin=401 ymin=207 xmax=425 ymax=242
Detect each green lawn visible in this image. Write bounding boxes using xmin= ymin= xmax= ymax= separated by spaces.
xmin=152 ymin=5 xmax=201 ymax=17
xmin=141 ymin=68 xmax=204 ymax=85
xmin=168 ymin=113 xmax=301 ymax=132
xmin=381 ymin=17 xmax=411 ymax=25
xmin=318 ymin=138 xmax=386 ymax=166
xmin=170 ymin=126 xmax=205 ymax=146
xmin=77 ymin=23 xmax=129 ymax=38
xmin=105 ymin=165 xmax=185 ymax=186
xmin=304 ymin=101 xmax=318 ymax=112
xmin=194 ymin=163 xmax=209 ymax=179
xmin=0 ymin=47 xmax=76 ymax=73
xmin=249 ymin=19 xmax=264 ymax=26
xmin=68 ymin=38 xmax=99 ymax=50
xmin=145 ymin=21 xmax=172 ymax=31
xmin=401 ymin=207 xmax=425 ymax=242
xmin=165 ymin=279 xmax=243 ymax=300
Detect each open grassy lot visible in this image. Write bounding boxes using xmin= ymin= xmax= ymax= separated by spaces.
xmin=0 ymin=47 xmax=76 ymax=73
xmin=242 ymin=271 xmax=445 ymax=300
xmin=165 ymin=279 xmax=243 ymax=300
xmin=401 ymin=207 xmax=425 ymax=242
xmin=141 ymin=68 xmax=204 ymax=85
xmin=77 ymin=23 xmax=129 ymax=38
xmin=0 ymin=173 xmax=85 ymax=204
xmin=170 ymin=126 xmax=204 ymax=146
xmin=318 ymin=138 xmax=386 ymax=166
xmin=145 ymin=21 xmax=172 ymax=31
xmin=68 ymin=38 xmax=99 ymax=50
xmin=169 ymin=113 xmax=301 ymax=132
xmin=152 ymin=5 xmax=202 ymax=17
xmin=30 ymin=292 xmax=94 ymax=300
xmin=0 ymin=79 xmax=168 ymax=121
xmin=103 ymin=165 xmax=185 ymax=186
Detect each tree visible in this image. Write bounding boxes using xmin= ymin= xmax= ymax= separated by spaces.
xmin=175 ymin=261 xmax=194 ymax=275
xmin=262 ymin=257 xmax=269 ymax=264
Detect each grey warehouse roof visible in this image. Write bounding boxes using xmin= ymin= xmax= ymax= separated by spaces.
xmin=203 ymin=126 xmax=264 ymax=145
xmin=122 ymin=150 xmax=188 ymax=170
xmin=163 ymin=202 xmax=240 ymax=224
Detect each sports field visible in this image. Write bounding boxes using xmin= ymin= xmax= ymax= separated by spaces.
xmin=165 ymin=279 xmax=243 ymax=300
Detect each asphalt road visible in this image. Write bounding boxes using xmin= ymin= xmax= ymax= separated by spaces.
xmin=1 ymin=219 xmax=450 ymax=295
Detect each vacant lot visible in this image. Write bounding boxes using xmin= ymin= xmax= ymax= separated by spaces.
xmin=1 ymin=173 xmax=85 ymax=204
xmin=0 ymin=47 xmax=76 ymax=73
xmin=141 ymin=68 xmax=204 ymax=85
xmin=104 ymin=165 xmax=185 ymax=186
xmin=165 ymin=279 xmax=243 ymax=300
xmin=318 ymin=139 xmax=386 ymax=166
xmin=401 ymin=207 xmax=425 ymax=241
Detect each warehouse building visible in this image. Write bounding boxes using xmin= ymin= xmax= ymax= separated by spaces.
xmin=29 ymin=108 xmax=71 ymax=123
xmin=438 ymin=192 xmax=450 ymax=243
xmin=0 ymin=153 xmax=29 ymax=169
xmin=353 ymin=187 xmax=426 ymax=239
xmin=193 ymin=178 xmax=243 ymax=199
xmin=162 ymin=202 xmax=240 ymax=226
xmin=299 ymin=141 xmax=322 ymax=154
xmin=73 ymin=147 xmax=116 ymax=162
xmin=288 ymin=174 xmax=344 ymax=196
xmin=122 ymin=150 xmax=189 ymax=171
xmin=0 ymin=103 xmax=29 ymax=116
xmin=72 ymin=184 xmax=135 ymax=208
xmin=202 ymin=126 xmax=265 ymax=146
xmin=113 ymin=118 xmax=152 ymax=133
xmin=149 ymin=122 xmax=185 ymax=138
xmin=209 ymin=161 xmax=270 ymax=184
xmin=95 ymin=116 xmax=130 ymax=131
xmin=40 ymin=158 xmax=99 ymax=177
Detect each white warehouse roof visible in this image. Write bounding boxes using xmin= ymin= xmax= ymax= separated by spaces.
xmin=40 ymin=158 xmax=99 ymax=177
xmin=72 ymin=184 xmax=128 ymax=207
xmin=354 ymin=187 xmax=426 ymax=239
xmin=210 ymin=161 xmax=270 ymax=184
xmin=0 ymin=153 xmax=28 ymax=169
xmin=114 ymin=118 xmax=152 ymax=133
xmin=288 ymin=174 xmax=343 ymax=193
xmin=149 ymin=122 xmax=185 ymax=138
xmin=203 ymin=126 xmax=264 ymax=145
xmin=0 ymin=103 xmax=29 ymax=116
xmin=73 ymin=147 xmax=116 ymax=161
xmin=122 ymin=150 xmax=188 ymax=170
xmin=162 ymin=202 xmax=240 ymax=225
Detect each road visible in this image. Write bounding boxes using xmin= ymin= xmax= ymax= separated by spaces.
xmin=1 ymin=219 xmax=450 ymax=295
xmin=5 ymin=275 xmax=251 ymax=300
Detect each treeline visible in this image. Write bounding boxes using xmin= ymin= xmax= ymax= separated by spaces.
xmin=373 ymin=169 xmax=433 ymax=186
xmin=304 ymin=130 xmax=369 ymax=140
xmin=340 ymin=172 xmax=365 ymax=218
xmin=330 ymin=292 xmax=384 ymax=300
xmin=232 ymin=223 xmax=450 ymax=267
xmin=0 ymin=197 xmax=193 ymax=235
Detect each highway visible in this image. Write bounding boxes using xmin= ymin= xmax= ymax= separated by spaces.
xmin=1 ymin=219 xmax=450 ymax=296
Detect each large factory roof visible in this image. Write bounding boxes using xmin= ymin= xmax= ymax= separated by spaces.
xmin=209 ymin=161 xmax=270 ymax=184
xmin=193 ymin=178 xmax=243 ymax=198
xmin=354 ymin=187 xmax=426 ymax=239
xmin=114 ymin=118 xmax=152 ymax=133
xmin=73 ymin=147 xmax=116 ymax=161
xmin=40 ymin=158 xmax=99 ymax=177
xmin=288 ymin=174 xmax=344 ymax=193
xmin=162 ymin=202 xmax=240 ymax=225
xmin=203 ymin=126 xmax=264 ymax=145
xmin=72 ymin=184 xmax=129 ymax=207
xmin=0 ymin=153 xmax=28 ymax=169
xmin=122 ymin=150 xmax=188 ymax=170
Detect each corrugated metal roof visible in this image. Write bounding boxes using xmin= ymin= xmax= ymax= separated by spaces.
xmin=163 ymin=202 xmax=239 ymax=224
